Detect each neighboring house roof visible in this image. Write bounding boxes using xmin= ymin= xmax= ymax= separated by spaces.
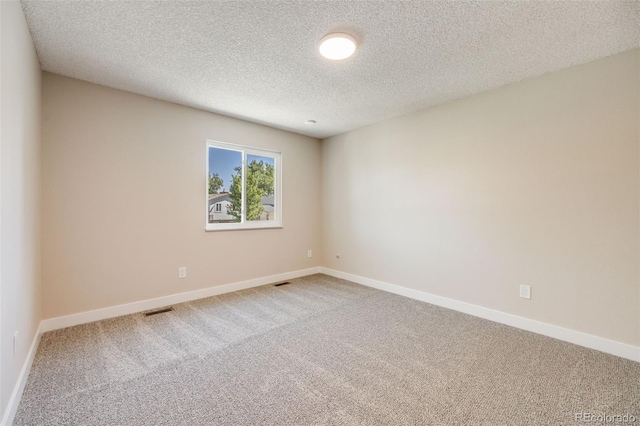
xmin=208 ymin=193 xmax=274 ymax=208
xmin=208 ymin=193 xmax=231 ymax=207
xmin=261 ymin=195 xmax=274 ymax=213
xmin=208 ymin=192 xmax=229 ymax=200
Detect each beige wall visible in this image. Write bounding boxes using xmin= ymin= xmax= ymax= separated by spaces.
xmin=0 ymin=0 xmax=42 ymax=418
xmin=41 ymin=73 xmax=322 ymax=319
xmin=322 ymin=49 xmax=640 ymax=346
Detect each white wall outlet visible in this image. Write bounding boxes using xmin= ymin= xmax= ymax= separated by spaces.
xmin=519 ymin=285 xmax=531 ymax=299
xmin=178 ymin=267 xmax=187 ymax=279
xmin=13 ymin=331 xmax=18 ymax=358
xmin=307 ymin=249 xmax=312 ymax=258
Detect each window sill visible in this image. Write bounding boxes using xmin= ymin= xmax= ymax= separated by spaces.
xmin=205 ymin=224 xmax=283 ymax=232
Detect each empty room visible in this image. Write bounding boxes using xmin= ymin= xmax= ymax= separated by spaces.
xmin=1 ymin=0 xmax=639 ymax=424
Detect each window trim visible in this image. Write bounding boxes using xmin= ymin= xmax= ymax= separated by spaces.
xmin=205 ymin=140 xmax=283 ymax=231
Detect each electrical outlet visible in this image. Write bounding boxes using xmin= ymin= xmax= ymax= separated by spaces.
xmin=13 ymin=331 xmax=18 ymax=358
xmin=519 ymin=285 xmax=531 ymax=299
xmin=178 ymin=267 xmax=187 ymax=279
xmin=307 ymin=249 xmax=312 ymax=258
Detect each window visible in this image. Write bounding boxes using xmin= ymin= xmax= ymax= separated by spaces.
xmin=206 ymin=140 xmax=282 ymax=231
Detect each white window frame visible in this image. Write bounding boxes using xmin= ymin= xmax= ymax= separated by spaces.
xmin=206 ymin=140 xmax=283 ymax=231
xmin=214 ymin=203 xmax=222 ymax=213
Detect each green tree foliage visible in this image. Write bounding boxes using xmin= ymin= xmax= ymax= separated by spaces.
xmin=227 ymin=160 xmax=275 ymax=221
xmin=228 ymin=166 xmax=243 ymax=222
xmin=245 ymin=165 xmax=265 ymax=220
xmin=208 ymin=173 xmax=223 ymax=194
xmin=247 ymin=161 xmax=275 ymax=196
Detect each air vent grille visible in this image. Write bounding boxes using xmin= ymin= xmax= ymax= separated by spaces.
xmin=144 ymin=307 xmax=174 ymax=317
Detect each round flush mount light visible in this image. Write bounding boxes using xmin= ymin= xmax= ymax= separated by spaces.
xmin=305 ymin=119 xmax=317 ymax=125
xmin=319 ymin=33 xmax=357 ymax=60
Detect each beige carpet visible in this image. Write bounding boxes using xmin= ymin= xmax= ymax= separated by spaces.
xmin=14 ymin=274 xmax=640 ymax=425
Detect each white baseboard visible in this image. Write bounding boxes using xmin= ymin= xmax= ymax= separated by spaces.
xmin=40 ymin=267 xmax=321 ymax=333
xmin=1 ymin=323 xmax=43 ymax=426
xmin=320 ymin=267 xmax=640 ymax=363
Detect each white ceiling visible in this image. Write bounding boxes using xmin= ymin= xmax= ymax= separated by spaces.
xmin=21 ymin=1 xmax=640 ymax=139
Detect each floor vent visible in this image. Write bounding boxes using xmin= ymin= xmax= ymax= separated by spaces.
xmin=144 ymin=307 xmax=174 ymax=317
xmin=274 ymin=281 xmax=291 ymax=287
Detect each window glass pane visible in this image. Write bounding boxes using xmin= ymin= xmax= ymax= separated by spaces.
xmin=208 ymin=147 xmax=242 ymax=223
xmin=246 ymin=154 xmax=275 ymax=222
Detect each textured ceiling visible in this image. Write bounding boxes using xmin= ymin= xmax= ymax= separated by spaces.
xmin=21 ymin=1 xmax=640 ymax=139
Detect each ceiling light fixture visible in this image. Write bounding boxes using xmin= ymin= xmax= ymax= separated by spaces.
xmin=319 ymin=33 xmax=357 ymax=60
